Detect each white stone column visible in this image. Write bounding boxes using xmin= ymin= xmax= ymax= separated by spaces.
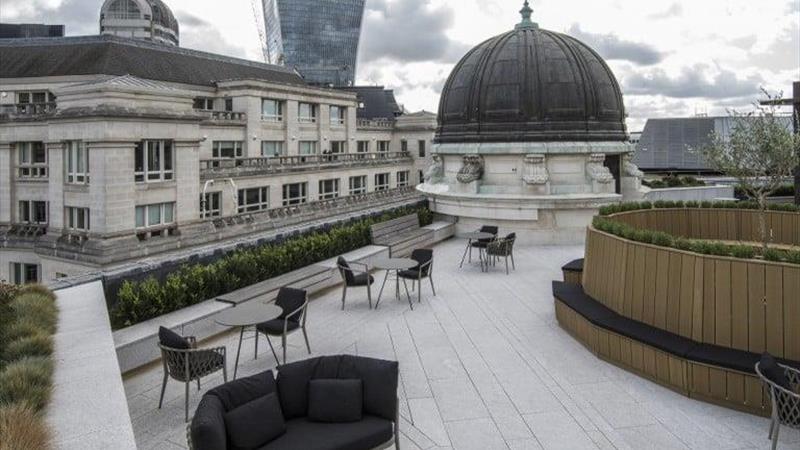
xmin=319 ymin=103 xmax=331 ymax=153
xmin=88 ymin=141 xmax=136 ymax=235
xmin=46 ymin=141 xmax=65 ymax=233
xmin=0 ymin=142 xmax=12 ymax=225
xmin=175 ymin=140 xmax=201 ymax=224
xmin=286 ymin=101 xmax=299 ymax=156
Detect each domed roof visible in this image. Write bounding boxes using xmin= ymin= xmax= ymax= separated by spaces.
xmin=436 ymin=2 xmax=626 ymax=144
xmin=146 ymin=0 xmax=179 ymax=36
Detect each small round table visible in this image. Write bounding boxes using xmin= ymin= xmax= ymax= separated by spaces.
xmin=373 ymin=257 xmax=418 ymax=309
xmin=215 ymin=302 xmax=282 ymax=379
xmin=459 ymin=231 xmax=495 ymax=272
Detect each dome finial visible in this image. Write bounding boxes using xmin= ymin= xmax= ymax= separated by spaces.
xmin=516 ymin=1 xmax=538 ymax=29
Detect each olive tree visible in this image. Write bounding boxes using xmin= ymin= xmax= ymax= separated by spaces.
xmin=702 ymin=92 xmax=799 ymax=251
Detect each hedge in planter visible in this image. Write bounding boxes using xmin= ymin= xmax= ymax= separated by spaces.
xmin=111 ymin=206 xmax=434 ymax=329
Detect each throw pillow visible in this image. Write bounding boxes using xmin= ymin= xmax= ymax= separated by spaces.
xmin=307 ymin=378 xmax=363 ymax=423
xmin=158 ymin=326 xmax=190 ymax=349
xmin=224 ymin=393 xmax=286 ymax=450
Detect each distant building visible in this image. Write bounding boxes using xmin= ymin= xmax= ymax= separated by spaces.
xmin=628 ymin=131 xmax=642 ymax=146
xmin=339 ymin=86 xmax=403 ymax=121
xmin=0 ymin=23 xmax=65 ymax=39
xmin=99 ymin=0 xmax=179 ymax=46
xmin=264 ymin=0 xmax=365 ymax=86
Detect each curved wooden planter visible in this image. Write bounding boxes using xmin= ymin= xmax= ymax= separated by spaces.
xmin=557 ymin=208 xmax=800 ymax=416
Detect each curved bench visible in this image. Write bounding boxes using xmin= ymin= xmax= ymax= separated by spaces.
xmin=553 ymin=281 xmax=800 ymax=416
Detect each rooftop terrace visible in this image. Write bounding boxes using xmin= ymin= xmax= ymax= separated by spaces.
xmin=122 ymin=238 xmax=799 ymax=450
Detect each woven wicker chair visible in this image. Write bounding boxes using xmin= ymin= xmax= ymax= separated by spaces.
xmin=755 ymin=359 xmax=800 ymax=450
xmin=486 ymin=232 xmax=516 ymax=275
xmin=158 ymin=336 xmax=227 ymax=422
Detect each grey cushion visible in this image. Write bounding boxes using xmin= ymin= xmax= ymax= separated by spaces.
xmin=261 ymin=415 xmax=392 ymax=450
xmin=276 ymin=358 xmax=319 ymax=419
xmin=159 ymin=326 xmax=190 ymax=349
xmin=350 ymin=273 xmax=374 ymax=286
xmin=257 ymin=319 xmax=300 ymax=335
xmin=224 ymin=393 xmax=286 ymax=450
xmin=307 ymin=379 xmax=362 ymax=423
xmin=190 ymin=395 xmax=227 ymax=450
xmin=208 ymin=370 xmax=277 ymax=412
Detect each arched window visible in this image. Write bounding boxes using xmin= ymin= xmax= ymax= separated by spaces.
xmin=106 ymin=0 xmax=141 ymax=20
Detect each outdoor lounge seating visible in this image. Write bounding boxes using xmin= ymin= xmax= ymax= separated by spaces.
xmin=337 ymin=256 xmax=374 ymax=309
xmin=189 ymin=355 xmax=399 ymax=450
xmin=255 ymin=287 xmax=311 ymax=365
xmin=397 ymin=248 xmax=436 ymax=303
xmin=468 ymin=225 xmax=497 ymax=262
xmin=370 ymin=213 xmax=433 ymax=257
xmin=756 ymin=354 xmax=800 ymax=450
xmin=157 ymin=327 xmax=227 ymax=422
xmin=486 ymin=232 xmax=516 ymax=274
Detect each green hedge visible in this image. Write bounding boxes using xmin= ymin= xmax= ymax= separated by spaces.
xmin=592 ymin=215 xmax=800 ymax=265
xmin=643 ymin=175 xmax=706 ymax=189
xmin=0 ymin=284 xmax=57 ymax=450
xmin=598 ymin=199 xmax=800 ymax=217
xmin=110 ymin=205 xmax=434 ymax=329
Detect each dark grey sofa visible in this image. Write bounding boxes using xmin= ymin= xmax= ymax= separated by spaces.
xmin=189 ymin=355 xmax=399 ymax=450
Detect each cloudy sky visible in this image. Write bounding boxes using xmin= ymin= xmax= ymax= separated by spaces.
xmin=2 ymin=0 xmax=798 ymax=130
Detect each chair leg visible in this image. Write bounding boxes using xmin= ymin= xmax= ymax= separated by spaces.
xmin=376 ymin=271 xmax=390 ymax=308
xmin=402 ymin=279 xmax=411 ymax=301
xmin=282 ymin=334 xmax=287 ymax=364
xmin=771 ymin=423 xmax=780 ymax=450
xmin=302 ymin=327 xmax=311 ymax=354
xmin=197 ymin=378 xmax=201 ymax=391
xmin=511 ymin=253 xmax=515 ymax=270
xmin=158 ymin=371 xmax=168 ymax=409
xmin=429 ymin=275 xmax=436 ymax=296
xmin=468 ymin=246 xmax=472 ymax=263
xmin=505 ymin=256 xmax=509 ymax=275
xmin=418 ymin=279 xmax=422 ymax=303
xmin=459 ymin=241 xmax=470 ymax=268
xmin=254 ymin=328 xmax=259 ymax=360
xmin=341 ymin=285 xmax=347 ymax=310
xmin=265 ymin=334 xmax=279 ymax=364
xmin=366 ymin=284 xmax=373 ymax=309
xmin=184 ymin=381 xmax=190 ymax=423
xmin=768 ymin=417 xmax=775 ymax=439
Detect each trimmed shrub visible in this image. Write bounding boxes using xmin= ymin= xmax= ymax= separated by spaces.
xmin=0 ymin=357 xmax=53 ymax=412
xmin=2 ymin=334 xmax=52 ymax=364
xmin=0 ymin=403 xmax=50 ymax=450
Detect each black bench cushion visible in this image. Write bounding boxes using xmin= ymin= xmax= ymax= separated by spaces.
xmin=262 ymin=415 xmax=392 ymax=450
xmin=257 ymin=319 xmax=300 ymax=335
xmin=552 ymin=281 xmax=617 ymax=326
xmin=208 ymin=370 xmax=277 ymax=412
xmin=224 ymin=392 xmax=286 ymax=450
xmin=562 ymin=258 xmax=584 ymax=272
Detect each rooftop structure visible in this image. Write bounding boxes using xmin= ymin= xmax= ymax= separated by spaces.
xmin=0 ymin=23 xmax=65 ymax=39
xmin=263 ymin=0 xmax=366 ymax=86
xmin=99 ymin=0 xmax=180 ymax=46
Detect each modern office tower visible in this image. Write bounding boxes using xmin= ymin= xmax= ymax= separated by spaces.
xmin=99 ymin=0 xmax=179 ymax=46
xmin=264 ymin=0 xmax=366 ymax=86
xmin=0 ymin=23 xmax=65 ymax=39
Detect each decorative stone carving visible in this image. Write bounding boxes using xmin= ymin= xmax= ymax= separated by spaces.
xmin=456 ymin=155 xmax=484 ymax=184
xmin=586 ymin=153 xmax=613 ymax=184
xmin=423 ymin=154 xmax=444 ymax=183
xmin=623 ymin=153 xmax=644 ymax=178
xmin=522 ymin=154 xmax=548 ymax=185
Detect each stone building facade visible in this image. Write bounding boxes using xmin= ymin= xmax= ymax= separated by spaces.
xmin=0 ymin=36 xmax=435 ymax=284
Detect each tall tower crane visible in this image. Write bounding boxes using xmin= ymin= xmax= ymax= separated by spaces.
xmin=251 ymin=0 xmax=269 ymax=63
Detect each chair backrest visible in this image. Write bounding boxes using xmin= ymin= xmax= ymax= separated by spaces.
xmin=337 ymin=256 xmax=354 ymax=284
xmin=505 ymin=233 xmax=516 ymax=253
xmin=480 ymin=225 xmax=498 ymax=235
xmin=410 ymin=248 xmax=433 ymax=276
xmin=276 ymin=287 xmax=307 ymax=323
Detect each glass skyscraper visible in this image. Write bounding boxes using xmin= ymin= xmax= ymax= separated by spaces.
xmin=263 ymin=0 xmax=366 ymax=87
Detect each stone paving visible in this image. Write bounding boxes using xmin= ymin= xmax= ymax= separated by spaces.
xmin=124 ymin=238 xmax=800 ymax=450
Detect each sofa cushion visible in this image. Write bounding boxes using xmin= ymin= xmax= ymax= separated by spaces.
xmin=190 ymin=395 xmax=227 ymax=450
xmin=339 ymin=355 xmax=399 ymax=421
xmin=159 ymin=326 xmax=190 ymax=349
xmin=208 ymin=370 xmax=277 ymax=412
xmin=225 ymin=393 xmax=286 ymax=450
xmin=759 ymin=352 xmax=792 ymax=390
xmin=277 ymin=357 xmax=319 ymax=419
xmin=308 ymin=379 xmax=362 ymax=423
xmin=262 ymin=415 xmax=393 ymax=450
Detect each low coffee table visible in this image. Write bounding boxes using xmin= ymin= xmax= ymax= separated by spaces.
xmin=459 ymin=231 xmax=495 ymax=272
xmin=373 ymin=257 xmax=418 ymax=310
xmin=215 ymin=302 xmax=282 ymax=379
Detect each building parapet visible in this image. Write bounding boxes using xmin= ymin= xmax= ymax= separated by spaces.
xmin=205 ymin=110 xmax=247 ymax=122
xmin=0 ymin=102 xmax=57 ymax=117
xmin=356 ymin=118 xmax=394 ymax=130
xmin=200 ymin=151 xmax=412 ymax=178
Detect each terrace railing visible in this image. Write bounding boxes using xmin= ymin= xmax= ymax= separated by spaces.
xmin=200 ymin=151 xmax=412 ymax=178
xmin=0 ymin=102 xmax=57 ymax=117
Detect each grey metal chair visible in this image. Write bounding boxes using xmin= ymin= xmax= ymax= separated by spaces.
xmin=397 ymin=248 xmax=436 ymax=304
xmin=158 ymin=335 xmax=227 ymax=422
xmin=469 ymin=225 xmax=498 ymax=262
xmin=755 ymin=358 xmax=800 ymax=450
xmin=486 ymin=232 xmax=516 ymax=274
xmin=256 ymin=287 xmax=311 ymax=365
xmin=337 ymin=256 xmax=374 ymax=309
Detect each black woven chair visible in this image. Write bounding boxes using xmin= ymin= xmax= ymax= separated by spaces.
xmin=487 ymin=232 xmax=516 ymax=275
xmin=157 ymin=327 xmax=227 ymax=422
xmin=256 ymin=287 xmax=311 ymax=365
xmin=337 ymin=256 xmax=374 ymax=309
xmin=756 ymin=354 xmax=800 ymax=450
xmin=469 ymin=225 xmax=497 ymax=263
xmin=398 ymin=249 xmax=436 ymax=304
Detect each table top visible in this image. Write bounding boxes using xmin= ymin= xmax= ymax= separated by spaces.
xmin=461 ymin=231 xmax=494 ymax=240
xmin=372 ymin=257 xmax=418 ymax=270
xmin=214 ymin=302 xmax=282 ymax=327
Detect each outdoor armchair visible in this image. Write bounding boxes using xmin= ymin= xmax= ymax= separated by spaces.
xmin=755 ymin=353 xmax=800 ymax=450
xmin=486 ymin=232 xmax=517 ymax=274
xmin=398 ymin=248 xmax=436 ymax=303
xmin=256 ymin=287 xmax=311 ymax=365
xmin=337 ymin=256 xmax=374 ymax=309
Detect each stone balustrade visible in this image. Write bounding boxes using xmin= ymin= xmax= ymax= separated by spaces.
xmin=200 ymin=151 xmax=412 ymax=178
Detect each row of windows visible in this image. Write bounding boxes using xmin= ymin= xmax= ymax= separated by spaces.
xmin=15 ymin=141 xmax=89 ymax=182
xmin=401 ymin=139 xmax=427 ymax=158
xmin=261 ymin=99 xmax=347 ymax=126
xmin=17 ymin=201 xmax=89 ymax=231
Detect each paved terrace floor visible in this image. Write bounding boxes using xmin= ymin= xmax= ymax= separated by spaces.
xmin=124 ymin=239 xmax=800 ymax=450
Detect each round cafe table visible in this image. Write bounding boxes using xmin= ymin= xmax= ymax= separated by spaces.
xmin=373 ymin=257 xmax=418 ymax=310
xmin=459 ymin=231 xmax=495 ymax=272
xmin=215 ymin=302 xmax=282 ymax=379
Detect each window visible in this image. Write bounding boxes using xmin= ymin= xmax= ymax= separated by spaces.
xmin=299 ymin=141 xmax=317 ymax=155
xmin=318 ymin=179 xmax=339 ymax=200
xmin=419 ymin=170 xmax=424 ymax=184
xmin=238 ymin=187 xmax=269 ymax=213
xmin=330 ymin=141 xmax=347 ymax=154
xmin=64 ymin=141 xmax=89 ymax=184
xmin=193 ymin=97 xmax=214 ymax=110
xmin=377 ymin=141 xmax=390 ymax=153
xmin=65 ymin=206 xmax=90 ymax=231
xmin=375 ymin=173 xmax=390 ymax=191
xmin=418 ymin=140 xmax=426 ymax=157
xmin=10 ymin=263 xmax=39 ymax=285
xmin=201 ymin=192 xmax=221 ymax=218
xmin=349 ymin=175 xmax=367 ymax=195
xmin=17 ymin=142 xmax=47 ymax=178
xmin=356 ymin=141 xmax=369 ymax=153
xmin=135 ymin=202 xmax=175 ymax=228
xmin=330 ymin=106 xmax=345 ymax=125
xmin=298 ymin=102 xmax=316 ymax=123
xmin=17 ymin=91 xmax=52 ymax=104
xmin=396 ymin=170 xmax=409 ymax=187
xmin=106 ymin=0 xmax=141 ymax=19
xmin=134 ymin=140 xmax=173 ymax=182
xmin=262 ymin=99 xmax=283 ymax=121
xmin=401 ymin=140 xmax=408 ymax=152
xmin=261 ymin=141 xmax=284 ymax=157
xmin=212 ymin=141 xmax=243 ymax=159
xmin=19 ymin=201 xmax=47 ymax=224
xmin=282 ymin=182 xmax=307 ymax=206
xmin=224 ymin=98 xmax=233 ymax=112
